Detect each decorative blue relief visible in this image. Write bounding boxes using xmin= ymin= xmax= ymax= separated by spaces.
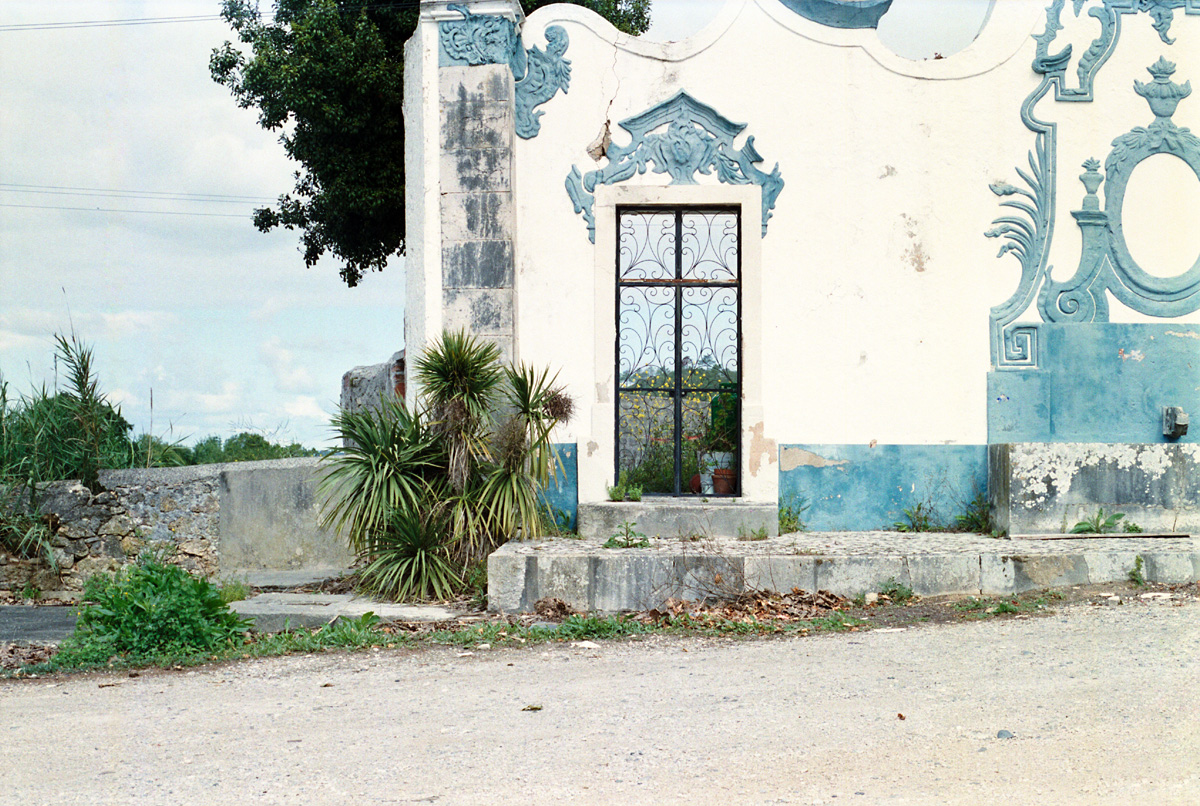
xmin=777 ymin=0 xmax=894 ymax=29
xmin=564 ymin=91 xmax=784 ymax=242
xmin=512 ymin=26 xmax=571 ymax=139
xmin=1041 ymin=58 xmax=1200 ymax=321
xmin=439 ymin=4 xmax=520 ymax=68
xmin=987 ymin=0 xmax=1200 ymax=369
xmin=439 ymin=5 xmax=571 ymax=140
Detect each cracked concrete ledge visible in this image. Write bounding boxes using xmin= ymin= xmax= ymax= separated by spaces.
xmin=488 ymin=533 xmax=1200 ymax=613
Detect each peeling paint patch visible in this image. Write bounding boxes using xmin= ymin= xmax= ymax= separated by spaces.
xmin=1117 ymin=348 xmax=1145 ymax=362
xmin=780 ymin=447 xmax=848 ymax=472
xmin=1165 ymin=330 xmax=1200 ymax=339
xmin=900 ymin=213 xmax=930 ymax=273
xmin=747 ymin=422 xmax=777 ymax=478
xmin=595 ymin=383 xmax=609 ymax=404
xmin=586 ymin=440 xmax=599 ymax=457
xmin=879 ymin=165 xmax=896 ymax=179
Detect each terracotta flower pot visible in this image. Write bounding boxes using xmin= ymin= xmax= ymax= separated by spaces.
xmin=712 ymin=468 xmax=736 ymax=495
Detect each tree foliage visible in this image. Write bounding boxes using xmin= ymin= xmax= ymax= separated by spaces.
xmin=211 ymin=0 xmax=652 ymax=287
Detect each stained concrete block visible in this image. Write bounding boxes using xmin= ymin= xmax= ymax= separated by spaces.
xmin=441 ymin=192 xmax=513 ymax=240
xmin=980 ymin=554 xmax=1016 ymax=594
xmin=1143 ymin=552 xmax=1195 ymax=584
xmin=439 ymin=65 xmax=510 ymax=104
xmin=1008 ymin=554 xmax=1089 ymax=593
xmin=443 ymin=288 xmax=513 ymax=333
xmin=441 ymin=148 xmax=511 ymax=193
xmin=487 ymin=552 xmax=528 ymax=613
xmin=441 ymin=100 xmax=512 ymax=150
xmin=1082 ymin=551 xmax=1142 ymax=584
xmin=578 ymin=500 xmax=777 ymax=541
xmin=442 ymin=240 xmax=514 ymax=288
xmin=218 ymin=462 xmax=353 ymax=575
xmin=534 ymin=555 xmax=592 ymax=611
xmin=743 ymin=556 xmax=818 ymax=594
xmin=906 ymin=554 xmax=981 ymax=596
xmin=814 ymin=556 xmax=908 ymax=596
xmin=590 ymin=554 xmax=676 ymax=612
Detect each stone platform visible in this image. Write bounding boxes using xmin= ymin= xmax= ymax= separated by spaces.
xmin=487 ymin=531 xmax=1200 ymax=613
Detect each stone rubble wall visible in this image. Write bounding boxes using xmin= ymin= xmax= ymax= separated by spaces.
xmin=0 ymin=458 xmax=348 ymax=594
xmin=340 ymin=350 xmax=405 ymax=415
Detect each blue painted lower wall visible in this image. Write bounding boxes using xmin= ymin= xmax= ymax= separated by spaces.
xmin=989 ymin=323 xmax=1200 ymax=443
xmin=542 ymin=442 xmax=578 ymax=530
xmin=778 ymin=444 xmax=988 ymax=532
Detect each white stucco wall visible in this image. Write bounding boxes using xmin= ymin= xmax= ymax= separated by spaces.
xmin=496 ymin=0 xmax=1200 ymax=503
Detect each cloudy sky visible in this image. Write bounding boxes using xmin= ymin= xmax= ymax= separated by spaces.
xmin=0 ymin=0 xmax=989 ymax=450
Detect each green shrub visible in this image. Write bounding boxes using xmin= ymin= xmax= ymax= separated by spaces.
xmin=356 ymin=509 xmax=462 ymax=601
xmin=54 ymin=554 xmax=250 ymax=666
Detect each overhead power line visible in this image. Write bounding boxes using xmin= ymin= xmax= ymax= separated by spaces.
xmin=0 ymin=203 xmax=252 ymax=219
xmin=0 ymin=183 xmax=276 ymax=205
xmin=0 ymin=2 xmax=426 ymax=32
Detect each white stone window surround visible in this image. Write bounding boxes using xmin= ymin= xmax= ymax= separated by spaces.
xmin=582 ymin=182 xmax=776 ymax=506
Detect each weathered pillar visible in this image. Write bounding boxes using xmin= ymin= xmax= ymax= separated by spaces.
xmin=404 ymin=0 xmax=521 ymax=406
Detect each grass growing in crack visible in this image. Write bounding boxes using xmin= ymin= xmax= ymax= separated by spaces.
xmin=877 ymin=577 xmax=914 ymax=603
xmin=951 ymin=592 xmax=1060 ymax=620
xmin=1127 ymin=555 xmax=1146 ymax=587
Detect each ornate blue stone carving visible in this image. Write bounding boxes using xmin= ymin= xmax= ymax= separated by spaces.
xmin=987 ymin=0 xmax=1200 ymax=368
xmin=564 ymin=91 xmax=784 ymax=242
xmin=1041 ymin=59 xmax=1200 ymax=322
xmin=439 ymin=4 xmax=520 ymax=68
xmin=513 ymin=26 xmax=571 ymax=139
xmin=777 ymin=0 xmax=894 ymax=29
xmin=440 ymin=5 xmax=570 ymax=140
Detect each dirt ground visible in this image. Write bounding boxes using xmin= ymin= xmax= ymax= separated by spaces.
xmin=3 ymin=583 xmax=1199 ymax=805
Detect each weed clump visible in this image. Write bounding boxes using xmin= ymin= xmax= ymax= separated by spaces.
xmin=52 ymin=553 xmax=250 ymax=668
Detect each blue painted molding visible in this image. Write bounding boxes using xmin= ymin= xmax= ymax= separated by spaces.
xmin=1041 ymin=58 xmax=1200 ymax=323
xmin=987 ymin=323 xmax=1200 ymax=443
xmin=986 ymin=0 xmax=1200 ymax=369
xmin=778 ymin=444 xmax=987 ymax=532
xmin=777 ymin=0 xmax=894 ymax=29
xmin=565 ymin=91 xmax=785 ymax=242
xmin=439 ymin=4 xmax=571 ymax=140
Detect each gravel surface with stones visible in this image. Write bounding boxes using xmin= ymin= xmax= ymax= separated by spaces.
xmin=3 ymin=597 xmax=1198 ymax=805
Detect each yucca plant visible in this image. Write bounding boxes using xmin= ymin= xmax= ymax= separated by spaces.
xmin=414 ymin=330 xmax=502 ymax=494
xmin=319 ymin=395 xmax=444 ymax=554
xmin=356 ymin=508 xmax=462 ymax=601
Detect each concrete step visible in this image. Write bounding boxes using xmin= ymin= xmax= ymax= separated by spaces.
xmin=488 ymin=532 xmax=1200 ymax=613
xmin=578 ymin=499 xmax=778 ymax=541
xmin=230 ymin=593 xmax=463 ymax=633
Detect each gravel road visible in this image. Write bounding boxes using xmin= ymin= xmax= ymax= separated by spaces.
xmin=3 ymin=599 xmax=1198 ymax=805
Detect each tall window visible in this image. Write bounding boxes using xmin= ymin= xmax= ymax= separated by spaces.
xmin=616 ymin=208 xmax=741 ymax=496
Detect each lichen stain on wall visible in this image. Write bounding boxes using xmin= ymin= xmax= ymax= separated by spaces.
xmin=746 ymin=422 xmax=777 ymax=478
xmin=779 ymin=447 xmax=849 ymax=472
xmin=1014 ymin=443 xmax=1185 ymax=510
xmin=900 ymin=213 xmax=930 ymax=273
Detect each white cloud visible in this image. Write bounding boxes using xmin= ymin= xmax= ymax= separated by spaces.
xmin=0 ymin=308 xmax=174 ymax=342
xmin=283 ymin=395 xmax=329 ymax=421
xmin=162 ymin=381 xmax=242 ymax=415
xmin=107 ymin=387 xmax=142 ymax=408
xmin=261 ymin=337 xmax=319 ymax=394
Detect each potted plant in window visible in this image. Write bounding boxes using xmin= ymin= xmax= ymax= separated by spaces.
xmin=700 ymin=389 xmax=737 ymax=494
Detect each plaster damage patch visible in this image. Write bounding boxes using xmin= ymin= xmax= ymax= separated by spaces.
xmin=747 ymin=422 xmax=777 ymax=478
xmin=780 ymin=448 xmax=848 ymax=472
xmin=1014 ymin=443 xmax=1178 ymax=509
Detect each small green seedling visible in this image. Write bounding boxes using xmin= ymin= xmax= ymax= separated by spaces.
xmin=894 ymin=503 xmax=934 ymax=533
xmin=603 ymin=521 xmax=650 ymax=549
xmin=1070 ymin=508 xmax=1126 ymax=534
xmin=877 ymin=577 xmax=914 ymax=603
xmin=737 ymin=524 xmax=769 ymax=542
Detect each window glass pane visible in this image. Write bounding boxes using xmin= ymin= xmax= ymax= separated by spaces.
xmin=618 ymin=285 xmax=676 ymax=386
xmin=619 ymin=212 xmax=675 ymax=281
xmin=681 ymin=212 xmax=738 ymax=282
xmin=680 ymin=286 xmax=738 ymax=388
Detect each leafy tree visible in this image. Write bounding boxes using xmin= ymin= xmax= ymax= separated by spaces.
xmin=211 ymin=0 xmax=652 ymax=287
